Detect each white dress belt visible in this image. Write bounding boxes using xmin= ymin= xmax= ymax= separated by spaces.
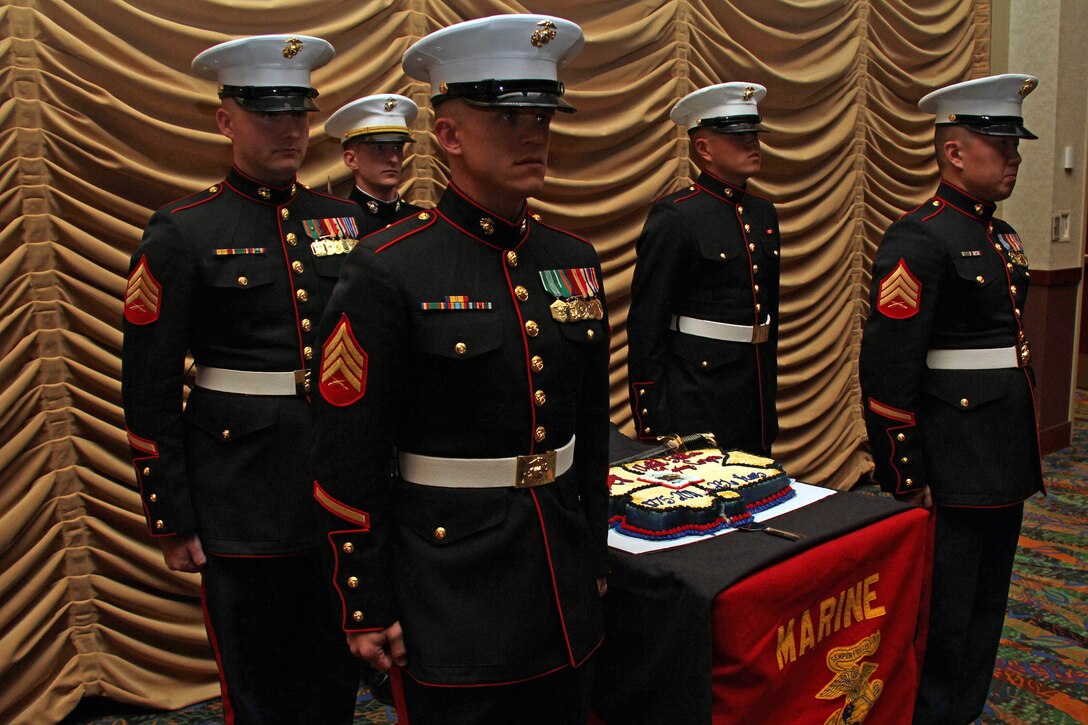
xmin=670 ymin=315 xmax=771 ymax=344
xmin=195 ymin=366 xmax=309 ymax=396
xmin=926 ymin=347 xmax=1018 ymax=370
xmin=398 ymin=436 xmax=576 ymax=489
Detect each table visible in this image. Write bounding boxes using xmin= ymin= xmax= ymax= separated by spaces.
xmin=592 ymin=487 xmax=931 ymax=724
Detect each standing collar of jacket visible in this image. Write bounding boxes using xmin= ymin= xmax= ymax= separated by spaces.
xmin=351 ymin=186 xmax=401 ymax=216
xmin=695 ymin=171 xmax=747 ymax=204
xmin=225 ymin=166 xmax=299 ymax=205
xmin=935 ymin=181 xmax=996 ymax=223
xmin=437 ymin=183 xmax=530 ymax=249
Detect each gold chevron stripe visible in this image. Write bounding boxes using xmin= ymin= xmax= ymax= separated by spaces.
xmin=314 ymin=482 xmax=370 ymax=528
xmin=868 ymin=399 xmax=915 ymax=424
xmin=127 ymin=431 xmax=159 ymax=456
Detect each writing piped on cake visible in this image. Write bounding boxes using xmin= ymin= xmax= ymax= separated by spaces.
xmin=630 ymin=484 xmax=713 ymax=509
xmin=701 ymin=465 xmax=775 ymax=491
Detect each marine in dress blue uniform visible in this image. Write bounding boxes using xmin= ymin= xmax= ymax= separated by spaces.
xmin=121 ymin=35 xmax=363 ymax=724
xmin=858 ymin=74 xmax=1045 ymax=725
xmin=310 ymin=15 xmax=609 ymax=725
xmin=326 ymin=94 xmax=423 ymax=235
xmin=627 ymin=83 xmax=780 ymax=454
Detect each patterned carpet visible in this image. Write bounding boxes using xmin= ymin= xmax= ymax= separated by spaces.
xmin=62 ymin=692 xmax=397 ymax=725
xmin=981 ymin=389 xmax=1088 ymax=725
xmin=65 ymin=393 xmax=1088 ymax=725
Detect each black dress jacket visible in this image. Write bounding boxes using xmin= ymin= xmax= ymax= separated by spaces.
xmin=627 ymin=171 xmax=781 ymax=452
xmin=310 ymin=184 xmax=610 ymax=685
xmin=122 ymin=167 xmax=367 ymax=554
xmin=859 ymin=182 xmax=1044 ymax=506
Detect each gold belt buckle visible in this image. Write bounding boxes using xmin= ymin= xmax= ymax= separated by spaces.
xmin=515 ymin=450 xmax=557 ymax=488
xmin=294 ymin=369 xmax=311 ymax=396
xmin=752 ymin=324 xmax=770 ymax=344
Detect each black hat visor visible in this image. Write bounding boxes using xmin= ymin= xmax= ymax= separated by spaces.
xmin=433 ymin=79 xmax=575 ymax=113
xmin=220 ymin=84 xmax=320 ymax=113
xmin=695 ymin=114 xmax=767 ymax=134
xmin=938 ymin=115 xmax=1037 ymax=140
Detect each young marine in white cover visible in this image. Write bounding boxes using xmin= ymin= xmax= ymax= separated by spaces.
xmin=326 ymin=94 xmax=424 ymax=233
xmin=310 ymin=15 xmax=610 ymax=724
xmin=628 ymin=82 xmax=781 ymax=455
xmin=860 ymin=74 xmax=1045 ymax=724
xmin=121 ymin=35 xmax=363 ymax=723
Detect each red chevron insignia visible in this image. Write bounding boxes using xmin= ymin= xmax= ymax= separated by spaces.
xmin=124 ymin=256 xmax=162 ymax=325
xmin=876 ymin=259 xmax=921 ymax=319
xmin=320 ymin=314 xmax=368 ymax=407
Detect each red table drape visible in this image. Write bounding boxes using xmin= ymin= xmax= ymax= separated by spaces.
xmin=711 ymin=507 xmax=931 ymax=723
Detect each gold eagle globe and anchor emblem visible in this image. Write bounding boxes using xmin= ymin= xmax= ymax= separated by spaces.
xmin=816 ymin=631 xmax=884 ymax=725
xmin=531 ymin=20 xmax=558 ymax=48
xmin=282 ymin=37 xmax=304 ymax=59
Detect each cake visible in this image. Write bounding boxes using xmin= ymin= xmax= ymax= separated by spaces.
xmin=607 ymin=444 xmax=794 ymax=540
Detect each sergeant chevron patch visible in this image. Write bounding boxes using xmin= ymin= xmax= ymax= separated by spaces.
xmin=320 ymin=313 xmax=368 ymax=407
xmin=124 ymin=255 xmax=162 ymax=325
xmin=876 ymin=259 xmax=921 ymax=319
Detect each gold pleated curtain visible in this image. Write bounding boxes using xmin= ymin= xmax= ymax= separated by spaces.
xmin=1 ymin=1 xmax=988 ymax=722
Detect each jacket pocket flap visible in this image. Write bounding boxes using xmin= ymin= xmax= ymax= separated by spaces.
xmin=185 ymin=395 xmax=279 ymax=440
xmin=672 ymin=331 xmax=746 ymax=368
xmin=924 ymin=368 xmax=1011 ymax=410
xmin=397 ymin=484 xmax=508 ymax=545
xmin=413 ymin=316 xmax=502 ymax=359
